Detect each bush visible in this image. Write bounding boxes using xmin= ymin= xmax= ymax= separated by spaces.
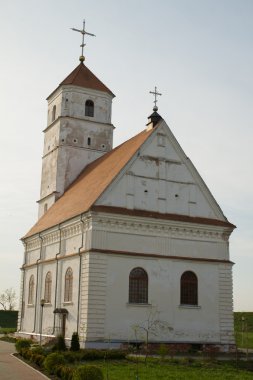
xmin=0 ymin=335 xmax=17 ymax=343
xmin=55 ymin=365 xmax=74 ymax=380
xmin=52 ymin=335 xmax=67 ymax=351
xmin=158 ymin=344 xmax=169 ymax=360
xmin=15 ymin=338 xmax=31 ymax=353
xmin=44 ymin=352 xmax=66 ymax=374
xmin=73 ymin=365 xmax=103 ymax=380
xmin=71 ymin=332 xmax=80 ymax=351
xmin=20 ymin=348 xmax=32 ymax=360
xmin=79 ymin=349 xmax=104 ymax=361
xmin=64 ymin=351 xmax=80 ymax=363
xmin=30 ymin=353 xmax=45 ymax=367
xmin=105 ymin=349 xmax=126 ymax=360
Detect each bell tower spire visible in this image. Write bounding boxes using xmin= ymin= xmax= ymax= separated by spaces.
xmin=38 ymin=23 xmax=115 ymax=219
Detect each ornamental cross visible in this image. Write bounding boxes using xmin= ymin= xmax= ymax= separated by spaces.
xmin=149 ymin=86 xmax=162 ymax=111
xmin=71 ymin=20 xmax=95 ymax=61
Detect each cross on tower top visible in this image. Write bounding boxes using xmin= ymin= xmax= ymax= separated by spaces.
xmin=71 ymin=20 xmax=95 ymax=63
xmin=149 ymin=86 xmax=162 ymax=112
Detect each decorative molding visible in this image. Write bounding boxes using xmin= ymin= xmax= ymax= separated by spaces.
xmin=61 ymin=223 xmax=82 ymax=239
xmin=91 ymin=212 xmax=232 ymax=243
xmin=91 ymin=205 xmax=235 ymax=230
xmin=89 ymin=248 xmax=233 ymax=265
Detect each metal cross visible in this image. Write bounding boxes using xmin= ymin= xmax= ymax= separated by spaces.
xmin=149 ymin=86 xmax=162 ymax=111
xmin=71 ymin=20 xmax=95 ymax=61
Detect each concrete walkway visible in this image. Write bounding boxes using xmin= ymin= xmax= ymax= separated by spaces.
xmin=0 ymin=341 xmax=49 ymax=380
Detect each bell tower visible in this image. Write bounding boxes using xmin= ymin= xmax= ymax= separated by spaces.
xmin=38 ymin=22 xmax=115 ymax=218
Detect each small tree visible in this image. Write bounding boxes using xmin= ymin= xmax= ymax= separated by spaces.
xmin=0 ymin=288 xmax=17 ymax=310
xmin=132 ymin=306 xmax=173 ymax=360
xmin=53 ymin=335 xmax=67 ymax=351
xmin=71 ymin=332 xmax=80 ymax=351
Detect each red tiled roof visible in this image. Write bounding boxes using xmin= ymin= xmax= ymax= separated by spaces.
xmin=24 ymin=128 xmax=155 ymax=238
xmin=60 ymin=63 xmax=114 ymax=96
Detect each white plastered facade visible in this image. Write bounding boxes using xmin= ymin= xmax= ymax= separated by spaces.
xmin=18 ymin=66 xmax=235 ymax=350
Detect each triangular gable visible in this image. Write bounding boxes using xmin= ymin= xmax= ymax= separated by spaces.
xmin=96 ymin=120 xmax=228 ymax=222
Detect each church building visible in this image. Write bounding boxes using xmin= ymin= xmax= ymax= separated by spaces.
xmin=17 ymin=26 xmax=235 ymax=351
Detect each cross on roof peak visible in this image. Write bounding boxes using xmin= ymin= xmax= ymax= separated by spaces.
xmin=149 ymin=86 xmax=162 ymax=112
xmin=71 ymin=20 xmax=95 ymax=63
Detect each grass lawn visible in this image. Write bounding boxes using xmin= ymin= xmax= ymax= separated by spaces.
xmin=0 ymin=327 xmax=16 ymax=334
xmin=234 ymin=312 xmax=253 ymax=349
xmin=80 ymin=359 xmax=253 ymax=380
xmin=235 ymin=332 xmax=253 ymax=349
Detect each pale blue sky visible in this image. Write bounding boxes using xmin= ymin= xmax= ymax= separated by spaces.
xmin=0 ymin=0 xmax=252 ymax=311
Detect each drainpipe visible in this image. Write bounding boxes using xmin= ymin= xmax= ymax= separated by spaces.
xmin=33 ymin=233 xmax=43 ymax=333
xmin=18 ymin=240 xmax=27 ymax=332
xmin=76 ymin=214 xmax=85 ymax=333
xmin=52 ymin=225 xmax=62 ymax=335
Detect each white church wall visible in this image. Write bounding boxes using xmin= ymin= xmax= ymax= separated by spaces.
xmin=58 ymin=256 xmax=80 ymax=339
xmin=103 ymin=254 xmax=223 ymax=343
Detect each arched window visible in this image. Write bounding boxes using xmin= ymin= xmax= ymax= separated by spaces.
xmin=85 ymin=100 xmax=94 ymax=117
xmin=87 ymin=137 xmax=91 ymax=146
xmin=44 ymin=271 xmax=52 ymax=303
xmin=52 ymin=105 xmax=56 ymax=122
xmin=180 ymin=271 xmax=198 ymax=305
xmin=28 ymin=275 xmax=34 ymax=304
xmin=129 ymin=267 xmax=148 ymax=304
xmin=64 ymin=267 xmax=73 ymax=302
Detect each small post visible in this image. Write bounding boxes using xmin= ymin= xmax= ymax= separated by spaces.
xmin=40 ymin=299 xmax=45 ymax=345
xmin=246 ymin=319 xmax=248 ymax=361
xmin=241 ymin=316 xmax=245 ymax=348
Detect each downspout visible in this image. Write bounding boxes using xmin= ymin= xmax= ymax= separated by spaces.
xmin=18 ymin=240 xmax=27 ymax=332
xmin=76 ymin=214 xmax=85 ymax=333
xmin=33 ymin=233 xmax=43 ymax=333
xmin=52 ymin=225 xmax=62 ymax=335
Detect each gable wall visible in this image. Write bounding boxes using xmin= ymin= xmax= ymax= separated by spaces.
xmin=97 ymin=124 xmax=224 ymax=220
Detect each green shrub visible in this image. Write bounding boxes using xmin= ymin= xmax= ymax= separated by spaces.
xmin=20 ymin=348 xmax=32 ymax=360
xmin=105 ymin=349 xmax=126 ymax=360
xmin=52 ymin=335 xmax=67 ymax=351
xmin=15 ymin=338 xmax=31 ymax=353
xmin=43 ymin=352 xmax=66 ymax=374
xmin=64 ymin=351 xmax=80 ymax=363
xmin=56 ymin=365 xmax=74 ymax=380
xmin=30 ymin=353 xmax=45 ymax=367
xmin=73 ymin=365 xmax=103 ymax=380
xmin=0 ymin=335 xmax=17 ymax=343
xmin=158 ymin=344 xmax=169 ymax=360
xmin=79 ymin=349 xmax=104 ymax=361
xmin=71 ymin=332 xmax=80 ymax=351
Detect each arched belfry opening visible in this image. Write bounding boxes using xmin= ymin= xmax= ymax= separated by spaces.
xmin=85 ymin=100 xmax=94 ymax=117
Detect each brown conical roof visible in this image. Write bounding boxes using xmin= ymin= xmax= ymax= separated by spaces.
xmin=60 ymin=62 xmax=114 ymax=96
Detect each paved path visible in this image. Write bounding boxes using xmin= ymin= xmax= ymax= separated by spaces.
xmin=0 ymin=341 xmax=49 ymax=380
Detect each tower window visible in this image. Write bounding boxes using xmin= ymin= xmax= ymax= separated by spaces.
xmin=87 ymin=137 xmax=91 ymax=146
xmin=85 ymin=100 xmax=94 ymax=117
xmin=52 ymin=105 xmax=56 ymax=122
